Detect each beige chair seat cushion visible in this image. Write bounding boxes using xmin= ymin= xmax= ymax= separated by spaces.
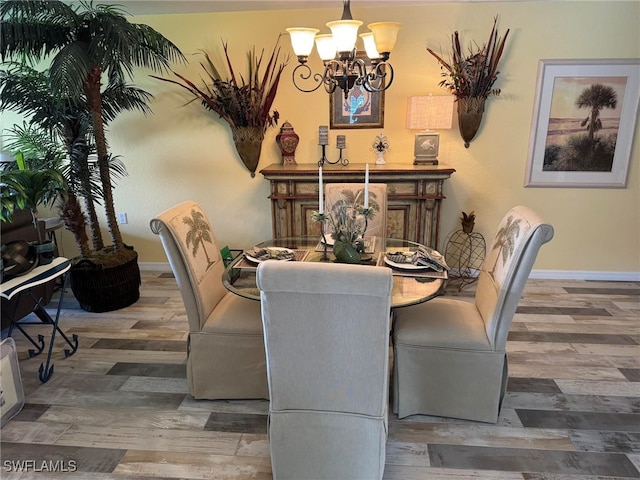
xmin=395 ymin=298 xmax=492 ymax=351
xmin=202 ymin=292 xmax=263 ymax=335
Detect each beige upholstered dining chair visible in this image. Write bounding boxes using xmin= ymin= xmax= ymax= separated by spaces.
xmin=257 ymin=261 xmax=393 ymax=480
xmin=150 ymin=201 xmax=268 ymax=400
xmin=324 ymin=183 xmax=387 ymax=238
xmin=393 ymin=205 xmax=554 ymax=423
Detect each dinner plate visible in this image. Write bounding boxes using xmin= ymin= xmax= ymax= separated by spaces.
xmin=384 ymin=252 xmax=432 ymax=271
xmin=244 ymin=247 xmax=295 ymax=264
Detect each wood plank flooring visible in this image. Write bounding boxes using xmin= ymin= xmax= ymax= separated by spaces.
xmin=1 ymin=271 xmax=638 ymax=479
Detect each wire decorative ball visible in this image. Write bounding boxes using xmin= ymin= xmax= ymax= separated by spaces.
xmin=445 ymin=230 xmax=486 ymax=291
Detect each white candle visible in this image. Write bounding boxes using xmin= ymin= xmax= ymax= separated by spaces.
xmin=364 ymin=164 xmax=369 ymax=208
xmin=318 ymin=166 xmax=324 ymax=214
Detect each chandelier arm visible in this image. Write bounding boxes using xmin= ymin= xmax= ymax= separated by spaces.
xmin=322 ymin=60 xmax=341 ymax=94
xmin=324 ymin=81 xmax=338 ymax=95
xmin=291 ymin=63 xmax=324 ymax=93
xmin=363 ymin=61 xmax=394 ymax=92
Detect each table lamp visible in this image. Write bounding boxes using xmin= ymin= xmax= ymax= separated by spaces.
xmin=406 ymin=95 xmax=454 ymax=165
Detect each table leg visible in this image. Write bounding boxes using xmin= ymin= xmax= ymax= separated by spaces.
xmin=37 ymin=273 xmax=78 ymax=383
xmin=4 ymin=296 xmax=47 ymax=357
xmin=9 ymin=323 xmax=46 ymax=358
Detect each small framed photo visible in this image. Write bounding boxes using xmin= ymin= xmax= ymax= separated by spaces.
xmin=525 ymin=59 xmax=639 ymax=188
xmin=1 ymin=338 xmax=25 ymax=427
xmin=330 ymin=54 xmax=385 ymax=129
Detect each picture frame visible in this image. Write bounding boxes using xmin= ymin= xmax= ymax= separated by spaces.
xmin=329 ymin=53 xmax=385 ymax=129
xmin=525 ymin=59 xmax=639 ymax=188
xmin=1 ymin=338 xmax=25 ymax=427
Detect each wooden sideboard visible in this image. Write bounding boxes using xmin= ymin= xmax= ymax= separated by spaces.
xmin=260 ymin=163 xmax=455 ymax=248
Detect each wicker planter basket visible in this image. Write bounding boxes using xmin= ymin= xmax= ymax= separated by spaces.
xmin=70 ymin=249 xmax=141 ymax=312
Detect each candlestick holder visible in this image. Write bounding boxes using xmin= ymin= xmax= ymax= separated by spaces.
xmin=318 ymin=144 xmax=349 ymax=167
xmin=358 ymin=207 xmax=373 ymax=251
xmin=312 ymin=212 xmax=330 ymax=262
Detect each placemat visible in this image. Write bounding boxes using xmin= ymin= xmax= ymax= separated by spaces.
xmin=234 ymin=249 xmax=310 ymax=270
xmin=376 ymin=252 xmax=448 ymax=279
xmin=315 ymin=236 xmax=376 ymax=254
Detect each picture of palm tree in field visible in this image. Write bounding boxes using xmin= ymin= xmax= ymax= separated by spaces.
xmin=183 ymin=209 xmax=216 ymax=269
xmin=543 ymin=76 xmax=625 ymax=172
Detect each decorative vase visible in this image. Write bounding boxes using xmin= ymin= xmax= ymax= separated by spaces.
xmin=231 ymin=126 xmax=264 ymax=177
xmin=457 ymin=96 xmax=486 ymax=148
xmin=275 ymin=121 xmax=299 ymax=166
xmin=333 ymin=240 xmax=361 ymax=264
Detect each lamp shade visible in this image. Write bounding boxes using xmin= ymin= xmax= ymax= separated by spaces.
xmin=315 ymin=34 xmax=337 ymax=61
xmin=286 ymin=28 xmax=319 ymax=57
xmin=359 ymin=32 xmax=380 ymax=60
xmin=406 ymin=95 xmax=454 ymax=130
xmin=326 ymin=19 xmax=362 ymax=53
xmin=368 ymin=22 xmax=402 ymax=54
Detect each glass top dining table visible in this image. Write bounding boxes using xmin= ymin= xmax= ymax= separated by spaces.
xmin=222 ymin=236 xmax=446 ymax=309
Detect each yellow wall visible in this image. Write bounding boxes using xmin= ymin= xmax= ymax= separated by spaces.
xmin=3 ymin=1 xmax=639 ymax=277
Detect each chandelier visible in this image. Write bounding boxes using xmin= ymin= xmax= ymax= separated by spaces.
xmin=286 ymin=0 xmax=401 ymax=99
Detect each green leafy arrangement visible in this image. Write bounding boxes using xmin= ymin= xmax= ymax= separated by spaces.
xmin=153 ymin=37 xmax=289 ymax=132
xmin=1 ymin=153 xmax=66 ymax=244
xmin=427 ymin=17 xmax=509 ymax=99
xmin=326 ymin=189 xmax=377 ymax=246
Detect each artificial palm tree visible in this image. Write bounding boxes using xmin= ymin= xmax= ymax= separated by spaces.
xmin=2 ymin=63 xmax=143 ymax=258
xmin=1 ymin=0 xmax=184 ymax=311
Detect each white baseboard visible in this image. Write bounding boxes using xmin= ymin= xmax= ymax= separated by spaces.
xmin=141 ymin=262 xmax=173 ymax=272
xmin=140 ymin=262 xmax=640 ymax=282
xmin=528 ymin=270 xmax=640 ymax=281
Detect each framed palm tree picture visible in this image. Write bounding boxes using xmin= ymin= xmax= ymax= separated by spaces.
xmin=525 ymin=59 xmax=639 ymax=188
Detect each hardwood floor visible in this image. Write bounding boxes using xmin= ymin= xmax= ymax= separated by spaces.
xmin=1 ymin=271 xmax=639 ymax=479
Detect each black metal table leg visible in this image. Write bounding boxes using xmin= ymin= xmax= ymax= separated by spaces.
xmin=36 ymin=272 xmax=77 ymax=382
xmin=11 ymin=324 xmax=46 ymax=357
xmin=2 ymin=259 xmax=77 ymax=384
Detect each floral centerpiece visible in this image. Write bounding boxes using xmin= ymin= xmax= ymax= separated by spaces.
xmin=312 ymin=189 xmax=375 ymax=264
xmin=427 ymin=16 xmax=509 ymax=147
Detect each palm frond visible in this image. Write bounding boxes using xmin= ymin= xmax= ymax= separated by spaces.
xmin=101 ymin=83 xmax=153 ymax=121
xmin=0 ymin=0 xmax=77 ymax=62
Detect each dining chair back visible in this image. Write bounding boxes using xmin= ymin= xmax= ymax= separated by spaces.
xmin=150 ymin=201 xmax=268 ymax=400
xmin=324 ymin=183 xmax=387 ymax=239
xmin=257 ymin=261 xmax=393 ymax=480
xmin=393 ymin=205 xmax=554 ymax=422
